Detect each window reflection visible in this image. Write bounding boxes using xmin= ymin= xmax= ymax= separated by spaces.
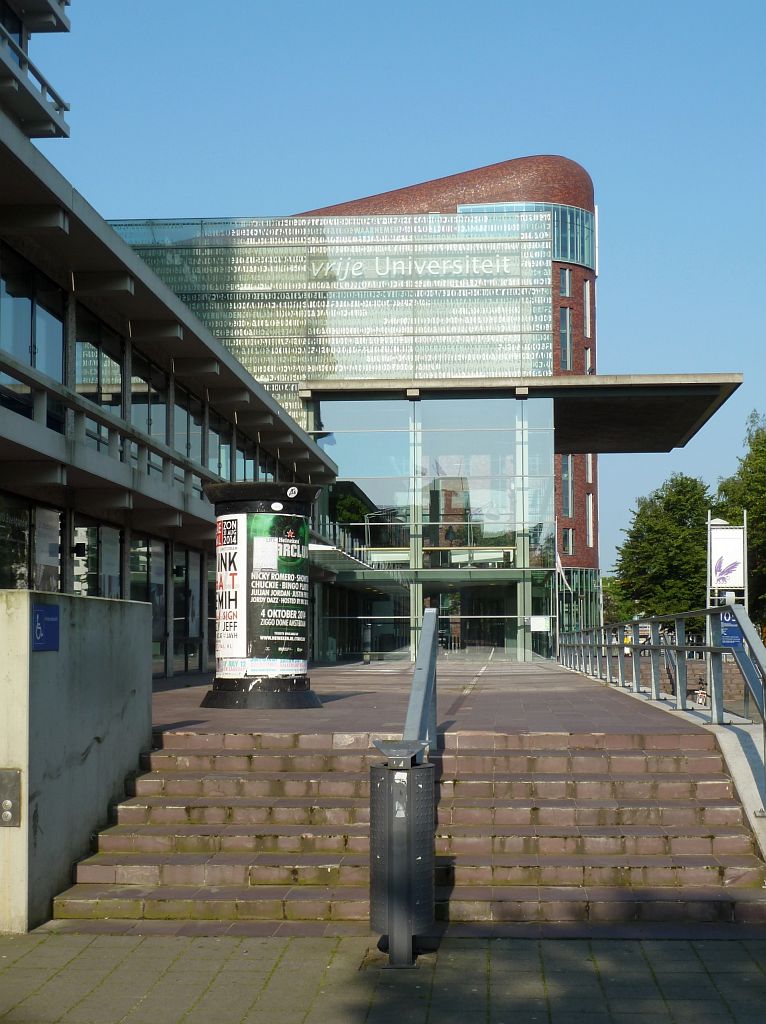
xmin=0 ymin=246 xmax=64 ymax=381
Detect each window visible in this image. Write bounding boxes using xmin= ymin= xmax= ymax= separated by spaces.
xmin=131 ymin=352 xmax=167 ymax=471
xmin=586 ymin=453 xmax=593 ymax=485
xmin=0 ymin=246 xmax=64 ymax=382
xmin=76 ymin=307 xmax=123 ymax=450
xmin=562 ymin=528 xmax=574 ymax=555
xmin=259 ymin=447 xmax=276 ymax=482
xmin=586 ymin=493 xmax=594 ymax=547
xmin=584 ymin=279 xmax=591 ymax=339
xmin=584 ymin=346 xmax=592 ymax=373
xmin=559 ymin=268 xmax=571 ymax=297
xmin=559 ymin=307 xmax=572 ymax=370
xmin=174 ymin=385 xmax=204 ymax=484
xmin=208 ymin=411 xmax=232 ymax=479
xmin=561 ymin=455 xmax=573 ymax=518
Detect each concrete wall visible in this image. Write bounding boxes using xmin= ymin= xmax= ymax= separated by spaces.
xmin=0 ymin=591 xmax=151 ymax=932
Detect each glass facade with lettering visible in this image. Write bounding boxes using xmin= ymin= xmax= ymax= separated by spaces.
xmin=113 ymin=210 xmax=600 ymax=662
xmin=113 ymin=212 xmax=553 ymax=424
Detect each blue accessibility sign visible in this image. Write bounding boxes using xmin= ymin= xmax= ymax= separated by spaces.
xmin=719 ymin=609 xmax=744 ymax=648
xmin=32 ymin=603 xmax=59 ymax=652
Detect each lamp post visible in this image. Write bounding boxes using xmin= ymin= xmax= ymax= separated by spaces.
xmin=201 ymin=481 xmax=322 ymax=709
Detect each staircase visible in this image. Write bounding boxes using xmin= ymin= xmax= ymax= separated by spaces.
xmin=52 ymin=726 xmax=766 ymax=932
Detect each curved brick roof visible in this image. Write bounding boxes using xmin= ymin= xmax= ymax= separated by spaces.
xmin=300 ymin=155 xmax=594 ymax=216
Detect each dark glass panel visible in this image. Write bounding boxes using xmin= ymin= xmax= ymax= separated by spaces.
xmin=32 ymin=507 xmax=61 ymax=592
xmin=0 ymin=492 xmax=29 ymax=588
xmin=34 ymin=302 xmax=64 ymax=381
xmin=0 ymin=273 xmax=33 ymax=364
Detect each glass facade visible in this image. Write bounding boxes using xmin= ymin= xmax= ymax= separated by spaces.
xmin=458 ymin=202 xmax=596 ymax=270
xmin=311 ymin=395 xmax=555 ymax=661
xmin=112 ymin=211 xmax=553 ymax=424
xmin=111 ymin=208 xmax=601 ymax=663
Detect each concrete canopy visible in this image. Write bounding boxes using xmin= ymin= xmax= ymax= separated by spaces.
xmin=300 ymin=374 xmax=743 ymax=454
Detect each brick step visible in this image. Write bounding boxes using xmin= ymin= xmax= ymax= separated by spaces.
xmin=52 ymin=882 xmax=766 ymax=925
xmin=117 ymin=773 xmax=737 ymax=824
xmin=436 ymin=798 xmax=744 ymax=828
xmin=434 ymin=752 xmax=725 ymax=775
xmin=438 ymin=885 xmax=766 ymax=925
xmin=113 ymin=794 xmax=747 ymax=829
xmin=98 ymin=823 xmax=370 ymax=854
xmin=115 ymin=796 xmax=371 ymax=827
xmin=53 ymin=883 xmax=369 ymax=922
xmin=143 ymin=750 xmax=379 ymax=774
xmin=132 ymin=753 xmax=726 ymax=796
xmin=142 ymin=748 xmax=723 ymax=776
xmin=151 ymin=730 xmax=718 ymax=753
xmin=75 ymin=850 xmax=765 ymax=889
xmin=97 ymin=820 xmax=754 ymax=855
xmin=151 ymin=731 xmax=389 ymax=753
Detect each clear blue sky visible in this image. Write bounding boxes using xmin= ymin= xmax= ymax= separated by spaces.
xmin=33 ymin=0 xmax=765 ymax=570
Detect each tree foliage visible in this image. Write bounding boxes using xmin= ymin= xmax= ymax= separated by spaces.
xmin=614 ymin=473 xmax=710 ymax=617
xmin=601 ymin=575 xmax=636 ymax=625
xmin=717 ymin=411 xmax=766 ymax=623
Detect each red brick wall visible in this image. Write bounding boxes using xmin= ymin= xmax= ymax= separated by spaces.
xmin=299 ymin=155 xmax=595 ymax=216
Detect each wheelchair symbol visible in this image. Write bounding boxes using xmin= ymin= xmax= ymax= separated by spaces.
xmin=35 ymin=615 xmax=44 ymax=641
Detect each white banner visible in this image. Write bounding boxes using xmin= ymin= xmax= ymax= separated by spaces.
xmin=709 ymin=526 xmax=745 ymax=589
xmin=215 ymin=513 xmax=248 ymax=660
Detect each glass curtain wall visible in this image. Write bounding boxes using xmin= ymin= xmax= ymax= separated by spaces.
xmin=312 ymin=395 xmax=555 ymax=661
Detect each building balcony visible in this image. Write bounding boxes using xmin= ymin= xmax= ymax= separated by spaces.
xmin=0 ymin=24 xmax=69 ymax=137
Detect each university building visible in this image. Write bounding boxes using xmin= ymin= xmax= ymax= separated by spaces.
xmin=111 ymin=160 xmax=737 ymax=663
xmin=0 ymin=4 xmax=741 ymax=668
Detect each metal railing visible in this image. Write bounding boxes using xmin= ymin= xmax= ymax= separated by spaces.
xmin=560 ymin=605 xmax=765 ymax=721
xmin=0 ymin=25 xmax=69 ymax=124
xmin=559 ymin=603 xmax=766 ymax=810
xmin=369 ymin=608 xmax=438 ymax=967
xmin=0 ymin=351 xmax=215 ymax=501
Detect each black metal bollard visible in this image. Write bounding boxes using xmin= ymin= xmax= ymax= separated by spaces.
xmin=370 ymin=742 xmax=435 ymax=968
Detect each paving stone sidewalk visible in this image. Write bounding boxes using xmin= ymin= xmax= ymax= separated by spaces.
xmin=2 ymin=933 xmax=766 ymax=1023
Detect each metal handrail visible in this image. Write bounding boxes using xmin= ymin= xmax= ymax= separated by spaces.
xmin=559 ymin=604 xmax=766 ymax=812
xmin=561 ymin=605 xmax=766 ymax=719
xmin=0 ymin=25 xmax=70 ymax=115
xmin=402 ymin=608 xmax=439 ymax=761
xmin=372 ymin=607 xmax=439 ymax=765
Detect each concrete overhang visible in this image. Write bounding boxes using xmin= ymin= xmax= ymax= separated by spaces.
xmin=0 ymin=113 xmax=337 ymax=485
xmin=301 ymin=374 xmax=743 ymax=454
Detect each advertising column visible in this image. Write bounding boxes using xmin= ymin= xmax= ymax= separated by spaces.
xmin=202 ymin=482 xmax=322 ymax=709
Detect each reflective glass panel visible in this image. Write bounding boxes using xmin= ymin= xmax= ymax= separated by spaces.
xmin=33 ymin=506 xmax=61 ymax=591
xmin=0 ymin=492 xmax=29 ymax=588
xmin=0 ymin=273 xmax=32 ymax=364
xmin=34 ymin=303 xmax=64 ymax=381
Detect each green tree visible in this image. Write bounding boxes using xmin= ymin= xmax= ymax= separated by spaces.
xmin=614 ymin=473 xmax=710 ymax=617
xmin=601 ymin=575 xmax=636 ymax=624
xmin=717 ymin=411 xmax=766 ymax=623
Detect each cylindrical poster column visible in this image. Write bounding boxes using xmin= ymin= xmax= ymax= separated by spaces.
xmin=201 ymin=481 xmax=322 ymax=709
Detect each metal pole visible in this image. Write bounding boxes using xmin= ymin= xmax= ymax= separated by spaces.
xmin=675 ymin=617 xmax=687 ymax=710
xmin=649 ymin=621 xmax=661 ymax=700
xmin=631 ymin=622 xmax=641 ymax=693
xmin=709 ymin=612 xmax=724 ymax=725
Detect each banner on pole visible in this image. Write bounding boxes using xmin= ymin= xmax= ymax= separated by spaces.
xmin=709 ymin=525 xmax=745 ymax=589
